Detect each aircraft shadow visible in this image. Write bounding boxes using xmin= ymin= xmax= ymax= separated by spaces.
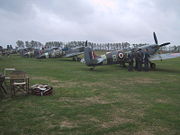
xmin=58 ymin=59 xmax=74 ymax=62
xmin=58 ymin=58 xmax=81 ymax=62
xmin=155 ymin=68 xmax=180 ymax=74
xmin=80 ymin=67 xmax=109 ymax=72
xmin=80 ymin=64 xmax=128 ymax=72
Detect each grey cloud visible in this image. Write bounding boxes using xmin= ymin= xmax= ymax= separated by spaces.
xmin=31 ymin=0 xmax=94 ymax=23
xmin=0 ymin=0 xmax=32 ymax=14
xmin=0 ymin=0 xmax=180 ymax=47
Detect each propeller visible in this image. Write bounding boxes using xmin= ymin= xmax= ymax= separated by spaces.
xmin=153 ymin=32 xmax=171 ymax=61
xmin=153 ymin=32 xmax=158 ymax=44
xmin=153 ymin=32 xmax=170 ymax=47
xmin=85 ymin=40 xmax=88 ymax=47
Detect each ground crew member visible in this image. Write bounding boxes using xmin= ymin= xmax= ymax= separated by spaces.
xmin=134 ymin=51 xmax=138 ymax=70
xmin=143 ymin=49 xmax=150 ymax=71
xmin=128 ymin=52 xmax=134 ymax=71
xmin=137 ymin=49 xmax=143 ymax=71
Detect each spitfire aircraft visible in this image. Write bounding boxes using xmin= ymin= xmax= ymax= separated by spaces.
xmin=82 ymin=32 xmax=180 ymax=70
xmin=37 ymin=46 xmax=85 ymax=61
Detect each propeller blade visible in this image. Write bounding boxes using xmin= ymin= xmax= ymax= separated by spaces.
xmin=159 ymin=42 xmax=170 ymax=47
xmin=85 ymin=40 xmax=88 ymax=47
xmin=153 ymin=32 xmax=158 ymax=44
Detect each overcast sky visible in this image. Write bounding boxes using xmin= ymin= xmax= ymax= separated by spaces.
xmin=0 ymin=0 xmax=179 ymax=47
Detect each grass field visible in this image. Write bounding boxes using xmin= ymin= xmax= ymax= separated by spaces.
xmin=0 ymin=54 xmax=180 ymax=135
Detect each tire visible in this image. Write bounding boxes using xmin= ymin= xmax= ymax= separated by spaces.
xmin=150 ymin=63 xmax=156 ymax=70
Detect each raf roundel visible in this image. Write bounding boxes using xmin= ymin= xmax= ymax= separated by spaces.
xmin=118 ymin=53 xmax=124 ymax=59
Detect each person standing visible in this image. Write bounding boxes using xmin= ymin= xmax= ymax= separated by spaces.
xmin=137 ymin=49 xmax=143 ymax=71
xmin=134 ymin=51 xmax=138 ymax=70
xmin=138 ymin=49 xmax=143 ymax=71
xmin=143 ymin=49 xmax=150 ymax=71
xmin=128 ymin=52 xmax=134 ymax=71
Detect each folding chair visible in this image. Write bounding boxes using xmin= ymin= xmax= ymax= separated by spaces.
xmin=10 ymin=71 xmax=29 ymax=97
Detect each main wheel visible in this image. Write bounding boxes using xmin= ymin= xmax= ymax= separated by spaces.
xmin=150 ymin=63 xmax=156 ymax=70
xmin=90 ymin=67 xmax=94 ymax=70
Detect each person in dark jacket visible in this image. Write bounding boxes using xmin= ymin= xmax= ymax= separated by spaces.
xmin=135 ymin=49 xmax=143 ymax=71
xmin=139 ymin=49 xmax=144 ymax=71
xmin=143 ymin=49 xmax=150 ymax=71
xmin=134 ymin=51 xmax=138 ymax=70
xmin=128 ymin=52 xmax=134 ymax=71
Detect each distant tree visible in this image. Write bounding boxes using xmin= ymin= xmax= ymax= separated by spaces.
xmin=37 ymin=41 xmax=43 ymax=49
xmin=25 ymin=41 xmax=29 ymax=48
xmin=173 ymin=45 xmax=178 ymax=52
xmin=7 ymin=45 xmax=10 ymax=50
xmin=16 ymin=40 xmax=24 ymax=48
xmin=177 ymin=46 xmax=180 ymax=52
xmin=0 ymin=46 xmax=3 ymax=50
xmin=9 ymin=45 xmax=13 ymax=49
xmin=30 ymin=40 xmax=35 ymax=48
xmin=25 ymin=41 xmax=33 ymax=48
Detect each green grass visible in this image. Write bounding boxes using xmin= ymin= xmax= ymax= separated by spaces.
xmin=0 ymin=54 xmax=180 ymax=135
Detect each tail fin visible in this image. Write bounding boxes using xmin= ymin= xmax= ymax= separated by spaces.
xmin=84 ymin=47 xmax=97 ymax=66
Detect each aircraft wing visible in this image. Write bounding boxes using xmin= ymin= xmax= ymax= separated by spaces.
xmin=150 ymin=53 xmax=180 ymax=61
xmin=96 ymin=57 xmax=105 ymax=64
xmin=64 ymin=52 xmax=84 ymax=58
xmin=98 ymin=54 xmax=107 ymax=64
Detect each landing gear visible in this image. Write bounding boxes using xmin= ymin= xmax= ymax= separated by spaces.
xmin=150 ymin=63 xmax=156 ymax=70
xmin=119 ymin=61 xmax=126 ymax=67
xmin=90 ymin=66 xmax=95 ymax=70
xmin=72 ymin=56 xmax=81 ymax=61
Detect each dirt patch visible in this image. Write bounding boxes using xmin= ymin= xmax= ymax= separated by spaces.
xmin=120 ymin=77 xmax=178 ymax=86
xmin=85 ymin=96 xmax=114 ymax=105
xmin=121 ymin=77 xmax=159 ymax=85
xmin=101 ymin=117 xmax=133 ymax=128
xmin=58 ymin=96 xmax=114 ymax=106
xmin=53 ymin=81 xmax=78 ymax=88
xmin=32 ymin=76 xmax=112 ymax=89
xmin=47 ymin=123 xmax=57 ymax=129
xmin=156 ymin=99 xmax=169 ymax=104
xmin=81 ymin=82 xmax=110 ymax=88
xmin=133 ymin=78 xmax=156 ymax=84
xmin=51 ymin=80 xmax=60 ymax=83
xmin=32 ymin=76 xmax=119 ymax=89
xmin=134 ymin=130 xmax=153 ymax=135
xmin=32 ymin=76 xmax=51 ymax=81
xmin=89 ymin=117 xmax=100 ymax=123
xmin=32 ymin=76 xmax=79 ymax=88
xmin=32 ymin=76 xmax=61 ymax=84
xmin=59 ymin=120 xmax=77 ymax=128
xmin=112 ymin=93 xmax=144 ymax=106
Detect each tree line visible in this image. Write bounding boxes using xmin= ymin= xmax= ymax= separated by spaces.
xmin=16 ymin=40 xmax=146 ymax=51
xmin=15 ymin=40 xmax=180 ymax=52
